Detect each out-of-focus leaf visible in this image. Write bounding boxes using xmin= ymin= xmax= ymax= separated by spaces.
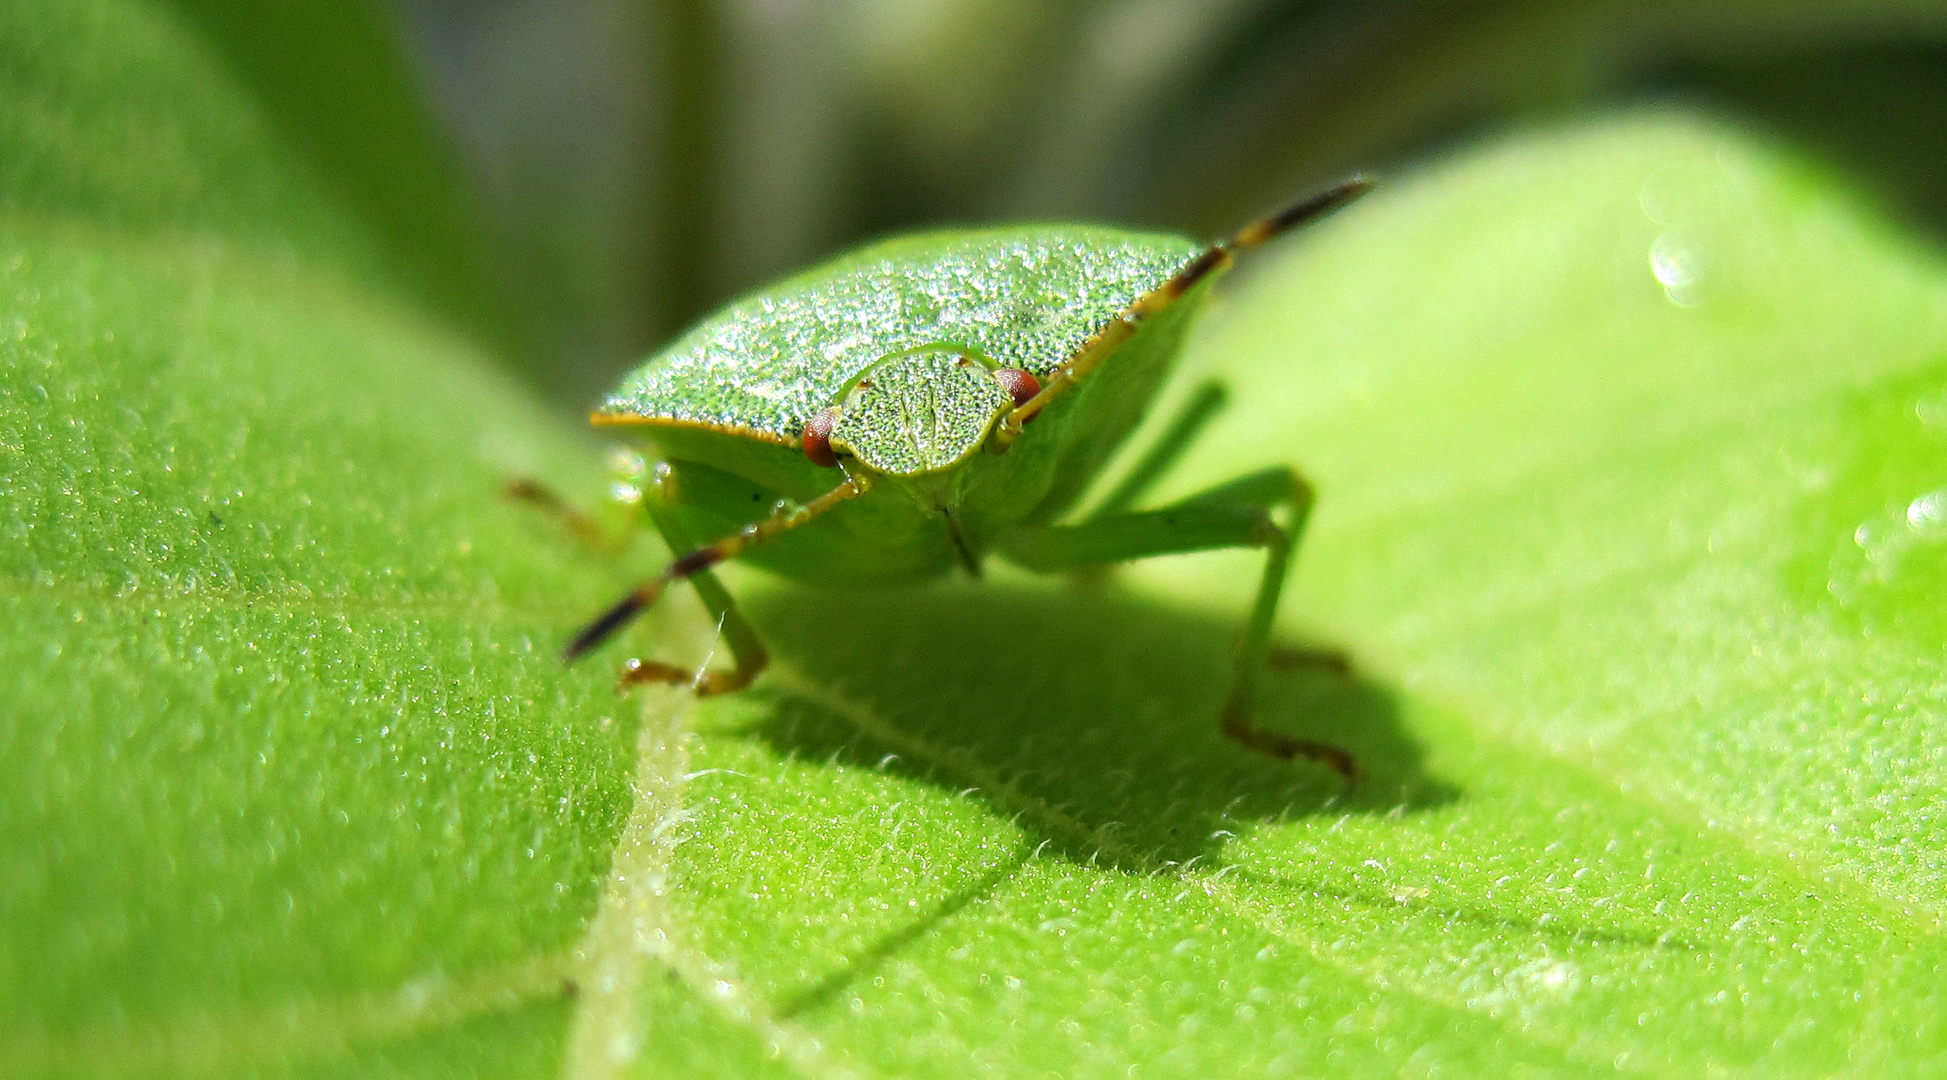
xmin=158 ymin=0 xmax=512 ymax=354
xmin=1141 ymin=0 xmax=1947 ymax=233
xmin=0 ymin=0 xmax=375 ymax=273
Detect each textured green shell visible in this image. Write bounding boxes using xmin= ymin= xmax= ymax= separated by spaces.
xmin=597 ymin=226 xmax=1205 ymax=441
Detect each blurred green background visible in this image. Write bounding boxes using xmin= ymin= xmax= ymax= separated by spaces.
xmin=293 ymin=0 xmax=1947 ymax=404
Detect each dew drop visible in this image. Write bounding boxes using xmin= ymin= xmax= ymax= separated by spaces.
xmin=1833 ymin=485 xmax=1947 ymax=602
xmin=606 ymin=447 xmax=647 ymax=479
xmin=1905 ymin=490 xmax=1947 ymax=534
xmin=1649 ymin=234 xmax=1705 ymax=307
xmin=1914 ymin=389 xmax=1947 ymax=430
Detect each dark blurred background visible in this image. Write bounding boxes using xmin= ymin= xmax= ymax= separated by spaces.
xmin=185 ymin=0 xmax=1947 ymax=407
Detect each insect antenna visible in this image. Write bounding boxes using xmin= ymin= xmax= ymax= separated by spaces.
xmin=1148 ymin=177 xmax=1374 ymax=306
xmin=994 ymin=177 xmax=1371 ymax=443
xmin=565 ymin=581 xmax=669 ymax=660
xmin=1228 ymin=176 xmax=1373 ymax=252
xmin=563 ymin=473 xmax=873 ymax=660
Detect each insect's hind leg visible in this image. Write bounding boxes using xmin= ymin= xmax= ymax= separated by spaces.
xmin=1209 ymin=471 xmax=1356 ymax=779
xmin=993 ymin=466 xmax=1357 ymax=781
xmin=614 ymin=466 xmax=771 ymax=696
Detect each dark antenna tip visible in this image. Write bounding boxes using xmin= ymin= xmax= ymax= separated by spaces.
xmin=1235 ymin=176 xmax=1376 ymax=250
xmin=562 ymin=586 xmax=657 ymax=662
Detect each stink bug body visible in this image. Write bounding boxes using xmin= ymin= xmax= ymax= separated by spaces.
xmin=564 ymin=180 xmax=1371 ymax=776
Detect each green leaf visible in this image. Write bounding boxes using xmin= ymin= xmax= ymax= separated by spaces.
xmin=6 ymin=1 xmax=1947 ymax=1075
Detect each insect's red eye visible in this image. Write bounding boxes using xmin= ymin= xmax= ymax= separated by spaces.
xmin=801 ymin=408 xmax=841 ymax=467
xmin=994 ymin=368 xmax=1040 ymax=408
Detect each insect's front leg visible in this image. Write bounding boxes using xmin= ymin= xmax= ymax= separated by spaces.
xmin=604 ymin=461 xmax=772 ymax=697
xmin=991 ymin=466 xmax=1357 ymax=782
xmin=507 ymin=457 xmax=763 ymax=693
xmin=1199 ymin=470 xmax=1357 ymax=781
xmin=565 ymin=461 xmax=871 ymax=697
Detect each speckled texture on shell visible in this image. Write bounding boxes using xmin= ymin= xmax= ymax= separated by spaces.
xmin=597 ymin=226 xmax=1203 ymax=440
xmin=832 ymin=350 xmax=1010 ymax=475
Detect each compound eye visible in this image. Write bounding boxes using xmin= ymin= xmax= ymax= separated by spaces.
xmin=801 ymin=407 xmax=841 ymax=467
xmin=993 ymin=368 xmax=1041 ymax=408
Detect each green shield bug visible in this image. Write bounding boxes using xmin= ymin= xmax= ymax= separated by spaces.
xmin=562 ymin=179 xmax=1371 ymax=778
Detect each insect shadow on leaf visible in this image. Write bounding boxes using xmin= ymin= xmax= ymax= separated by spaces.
xmin=709 ymin=585 xmax=1705 ymax=1020
xmin=739 ymin=584 xmax=1460 ymax=873
xmin=771 ymin=842 xmax=1035 ymax=1020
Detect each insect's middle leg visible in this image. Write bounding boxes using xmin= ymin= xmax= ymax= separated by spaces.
xmin=1087 ymin=380 xmax=1229 ymax=519
xmin=992 ymin=466 xmax=1356 ymax=781
xmin=503 ymin=462 xmax=646 ymax=559
xmin=1083 ymin=383 xmax=1351 ymax=674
